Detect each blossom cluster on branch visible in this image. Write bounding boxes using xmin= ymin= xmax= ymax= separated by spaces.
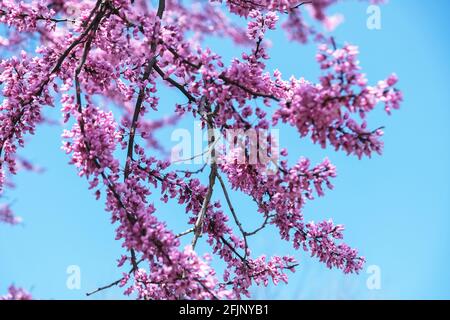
xmin=0 ymin=285 xmax=32 ymax=300
xmin=0 ymin=0 xmax=401 ymax=299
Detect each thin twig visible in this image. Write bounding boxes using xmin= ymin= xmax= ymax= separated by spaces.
xmin=86 ymin=259 xmax=144 ymax=297
xmin=153 ymin=64 xmax=196 ymax=103
xmin=176 ymin=227 xmax=195 ymax=238
xmin=216 ymin=173 xmax=249 ymax=258
xmin=191 ymin=98 xmax=217 ymax=249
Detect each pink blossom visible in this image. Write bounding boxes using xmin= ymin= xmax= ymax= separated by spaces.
xmin=0 ymin=203 xmax=21 ymax=225
xmin=0 ymin=285 xmax=32 ymax=300
xmin=0 ymin=0 xmax=400 ymax=299
xmin=247 ymin=10 xmax=279 ymax=40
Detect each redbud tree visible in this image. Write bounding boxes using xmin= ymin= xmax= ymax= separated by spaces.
xmin=0 ymin=0 xmax=401 ymax=300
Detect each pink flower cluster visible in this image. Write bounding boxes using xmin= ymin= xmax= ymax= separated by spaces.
xmin=129 ymin=247 xmax=233 ymax=300
xmin=0 ymin=285 xmax=32 ymax=300
xmin=219 ymin=149 xmax=363 ymax=274
xmin=201 ymin=202 xmax=297 ymax=297
xmin=0 ymin=0 xmax=55 ymax=32
xmin=62 ymin=104 xmax=121 ymax=191
xmin=303 ymin=220 xmax=365 ymax=273
xmin=273 ymin=44 xmax=402 ymax=158
xmin=62 ymin=106 xmax=230 ymax=298
xmin=247 ymin=10 xmax=279 ymax=40
xmin=0 ymin=0 xmax=400 ymax=299
xmin=221 ymin=0 xmax=340 ymax=18
xmin=0 ymin=51 xmax=51 ymax=189
xmin=0 ymin=203 xmax=21 ymax=225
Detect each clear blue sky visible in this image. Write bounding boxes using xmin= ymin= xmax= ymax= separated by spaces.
xmin=1 ymin=0 xmax=449 ymax=299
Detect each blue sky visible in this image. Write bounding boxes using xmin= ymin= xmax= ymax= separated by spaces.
xmin=1 ymin=0 xmax=449 ymax=299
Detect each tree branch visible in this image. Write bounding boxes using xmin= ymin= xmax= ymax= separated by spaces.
xmin=191 ymin=98 xmax=217 ymax=249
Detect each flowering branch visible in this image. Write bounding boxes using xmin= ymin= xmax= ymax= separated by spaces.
xmin=0 ymin=0 xmax=401 ymax=300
